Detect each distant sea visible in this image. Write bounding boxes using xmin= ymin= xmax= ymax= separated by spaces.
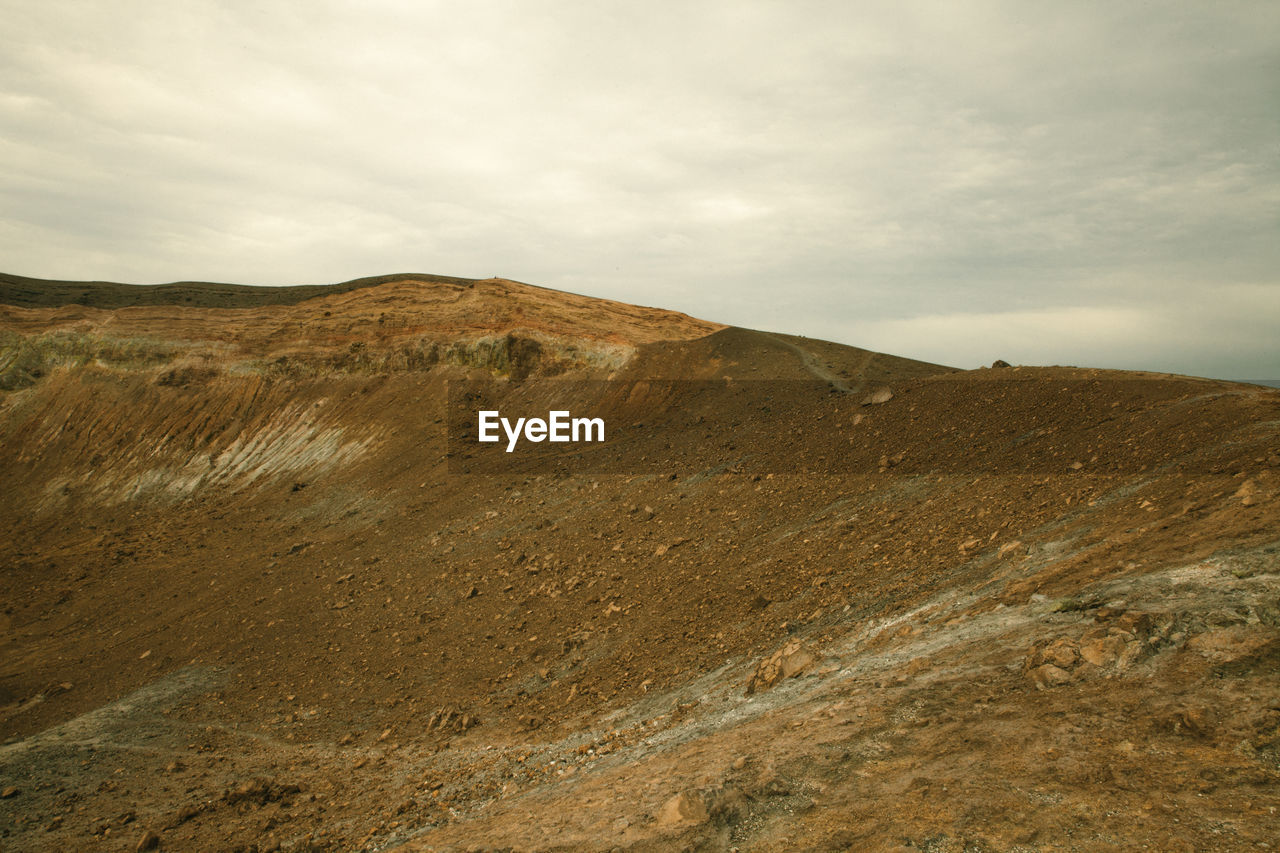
xmin=1238 ymin=379 xmax=1280 ymax=388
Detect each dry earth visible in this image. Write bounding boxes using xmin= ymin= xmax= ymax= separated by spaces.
xmin=1 ymin=275 xmax=1277 ymax=852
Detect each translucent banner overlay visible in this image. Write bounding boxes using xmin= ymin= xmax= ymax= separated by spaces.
xmin=446 ymin=378 xmax=1258 ymax=476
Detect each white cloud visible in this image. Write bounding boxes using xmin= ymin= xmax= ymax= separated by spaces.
xmin=0 ymin=0 xmax=1277 ymax=376
xmin=834 ymin=281 xmax=1280 ymax=378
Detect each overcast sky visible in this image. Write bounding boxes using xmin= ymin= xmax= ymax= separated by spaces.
xmin=3 ymin=2 xmax=1278 ymax=377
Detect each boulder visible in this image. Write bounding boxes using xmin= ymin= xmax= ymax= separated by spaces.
xmin=1031 ymin=663 xmax=1072 ymax=689
xmin=1079 ymin=635 xmax=1127 ymax=667
xmin=746 ymin=640 xmax=814 ymax=694
xmin=657 ymin=792 xmax=707 ymax=827
xmin=861 ymin=387 xmax=893 ymax=406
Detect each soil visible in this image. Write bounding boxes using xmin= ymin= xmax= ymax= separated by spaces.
xmin=1 ymin=274 xmax=1277 ymax=851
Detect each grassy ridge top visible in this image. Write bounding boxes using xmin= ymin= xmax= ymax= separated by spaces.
xmin=0 ymin=272 xmax=481 ymax=309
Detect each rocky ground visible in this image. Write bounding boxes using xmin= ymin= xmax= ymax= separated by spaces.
xmin=1 ymin=275 xmax=1277 ymax=851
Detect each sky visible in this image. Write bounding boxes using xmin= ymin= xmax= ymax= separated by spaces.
xmin=2 ymin=2 xmax=1278 ymax=378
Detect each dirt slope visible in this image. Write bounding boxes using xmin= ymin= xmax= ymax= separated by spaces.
xmin=1 ymin=275 xmax=1278 ymax=852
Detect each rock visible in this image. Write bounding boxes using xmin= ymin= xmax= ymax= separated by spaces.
xmin=746 ymin=640 xmax=814 ymax=694
xmin=991 ymin=359 xmax=1012 ymax=368
xmin=136 ymin=830 xmax=161 ymax=851
xmin=426 ymin=706 xmax=479 ymax=733
xmin=879 ymin=451 xmax=906 ymax=470
xmin=1187 ymin=626 xmax=1273 ymax=663
xmin=1 ymin=786 xmax=18 ymax=798
xmin=1242 ymin=471 xmax=1276 ymax=505
xmin=780 ymin=647 xmax=812 ymax=678
xmin=1170 ymin=705 xmax=1216 ymax=738
xmin=655 ymin=538 xmax=687 ymax=557
xmin=1042 ymin=639 xmax=1080 ymax=669
xmin=998 ymin=540 xmax=1023 ymax=557
xmin=1079 ymin=635 xmax=1126 ymax=667
xmin=657 ymin=792 xmax=707 ymax=827
xmin=1233 ymin=476 xmax=1277 ymax=507
xmin=862 ymin=387 xmax=893 ymax=406
xmin=1031 ymin=663 xmax=1072 ymax=689
xmin=223 ymin=778 xmax=301 ymax=806
xmin=1108 ymin=610 xmax=1155 ymax=636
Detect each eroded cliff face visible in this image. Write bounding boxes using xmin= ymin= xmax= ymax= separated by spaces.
xmin=0 ymin=274 xmax=724 ymax=387
xmin=1 ymin=275 xmax=1277 ymax=852
xmin=0 ymin=275 xmax=722 ymax=512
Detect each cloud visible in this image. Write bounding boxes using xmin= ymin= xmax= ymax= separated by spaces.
xmin=1 ymin=1 xmax=1277 ymax=376
xmin=835 ymin=282 xmax=1280 ymax=378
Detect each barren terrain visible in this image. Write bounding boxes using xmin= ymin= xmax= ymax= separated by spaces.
xmin=2 ymin=274 xmax=1277 ymax=851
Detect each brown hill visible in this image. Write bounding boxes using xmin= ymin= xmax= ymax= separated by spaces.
xmin=0 ymin=271 xmax=475 ymax=309
xmin=1 ymin=274 xmax=1278 ymax=852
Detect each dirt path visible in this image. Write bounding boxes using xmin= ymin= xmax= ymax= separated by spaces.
xmin=762 ymin=332 xmax=874 ymax=393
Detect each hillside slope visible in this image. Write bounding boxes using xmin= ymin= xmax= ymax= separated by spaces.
xmin=1 ymin=275 xmax=1278 ymax=852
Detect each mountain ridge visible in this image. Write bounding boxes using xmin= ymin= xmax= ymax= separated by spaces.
xmin=1 ymin=274 xmax=1278 ymax=851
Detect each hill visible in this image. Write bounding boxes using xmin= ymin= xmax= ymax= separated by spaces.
xmin=1 ymin=274 xmax=1278 ymax=851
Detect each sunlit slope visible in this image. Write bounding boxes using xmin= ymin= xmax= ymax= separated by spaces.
xmin=1 ymin=274 xmax=1277 ymax=851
